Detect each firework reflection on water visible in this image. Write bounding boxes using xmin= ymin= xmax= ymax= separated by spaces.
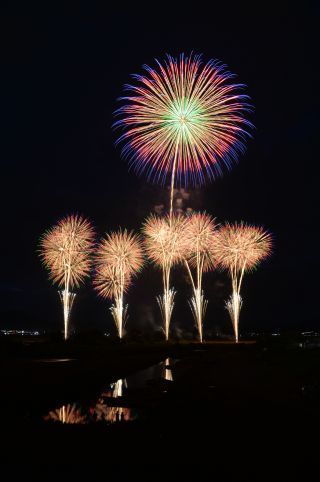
xmin=43 ymin=359 xmax=176 ymax=425
xmin=44 ymin=403 xmax=86 ymax=425
xmin=164 ymin=358 xmax=173 ymax=382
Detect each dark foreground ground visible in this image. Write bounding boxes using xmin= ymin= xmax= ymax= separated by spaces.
xmin=1 ymin=335 xmax=320 ymax=480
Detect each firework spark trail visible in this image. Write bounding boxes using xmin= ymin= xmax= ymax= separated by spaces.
xmin=156 ymin=289 xmax=176 ymax=340
xmin=188 ymin=289 xmax=208 ymax=343
xmin=143 ymin=214 xmax=187 ymax=340
xmin=114 ymin=53 xmax=253 ymax=218
xmin=110 ymin=301 xmax=128 ymax=340
xmin=226 ymin=292 xmax=243 ymax=343
xmin=39 ymin=214 xmax=95 ymax=340
xmin=58 ymin=290 xmax=76 ymax=338
xmin=94 ymin=230 xmax=144 ymax=339
xmin=179 ymin=213 xmax=218 ymax=342
xmin=213 ymin=222 xmax=272 ymax=342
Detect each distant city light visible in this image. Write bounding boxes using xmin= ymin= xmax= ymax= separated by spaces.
xmin=301 ymin=331 xmax=320 ymax=337
xmin=0 ymin=329 xmax=40 ymax=336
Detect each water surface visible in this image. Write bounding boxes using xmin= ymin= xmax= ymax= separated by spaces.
xmin=43 ymin=357 xmax=176 ymax=425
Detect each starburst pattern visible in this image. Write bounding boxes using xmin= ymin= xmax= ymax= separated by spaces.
xmin=182 ymin=212 xmax=218 ymax=271
xmin=40 ymin=214 xmax=95 ymax=288
xmin=114 ymin=53 xmax=253 ymax=221
xmin=143 ymin=214 xmax=187 ymax=267
xmin=213 ymin=222 xmax=272 ymax=272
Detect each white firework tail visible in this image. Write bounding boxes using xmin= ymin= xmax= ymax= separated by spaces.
xmin=110 ymin=299 xmax=128 ymax=339
xmin=225 ymin=292 xmax=243 ymax=343
xmin=188 ymin=288 xmax=208 ymax=343
xmin=157 ymin=288 xmax=176 ymax=341
xmin=58 ymin=290 xmax=76 ymax=340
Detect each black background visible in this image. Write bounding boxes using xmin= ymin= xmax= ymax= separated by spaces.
xmin=1 ymin=3 xmax=319 ymax=335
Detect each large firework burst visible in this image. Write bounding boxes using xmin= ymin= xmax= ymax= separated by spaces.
xmin=179 ymin=212 xmax=218 ymax=342
xmin=114 ymin=53 xmax=252 ymax=216
xmin=39 ymin=214 xmax=95 ymax=340
xmin=212 ymin=222 xmax=272 ymax=342
xmin=142 ymin=214 xmax=187 ymax=340
xmin=94 ymin=230 xmax=144 ymax=338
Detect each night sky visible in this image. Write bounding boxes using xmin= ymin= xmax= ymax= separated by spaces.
xmin=1 ymin=4 xmax=319 ymax=336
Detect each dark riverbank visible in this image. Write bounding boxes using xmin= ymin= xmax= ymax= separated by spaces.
xmin=0 ymin=336 xmax=179 ymax=414
xmin=1 ymin=336 xmax=320 ymax=478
